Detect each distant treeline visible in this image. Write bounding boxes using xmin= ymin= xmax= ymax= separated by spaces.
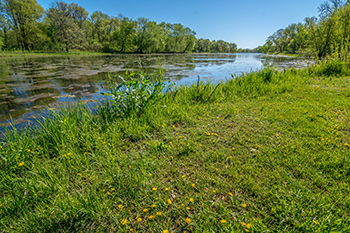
xmin=259 ymin=0 xmax=350 ymax=58
xmin=0 ymin=0 xmax=237 ymax=53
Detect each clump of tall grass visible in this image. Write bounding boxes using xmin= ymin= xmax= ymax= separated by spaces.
xmin=223 ymin=67 xmax=298 ymax=98
xmin=167 ymin=77 xmax=222 ymax=105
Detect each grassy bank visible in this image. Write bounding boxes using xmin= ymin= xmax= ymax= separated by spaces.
xmin=0 ymin=63 xmax=350 ymax=232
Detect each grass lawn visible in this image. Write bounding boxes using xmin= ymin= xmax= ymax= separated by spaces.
xmin=1 ymin=65 xmax=349 ymax=232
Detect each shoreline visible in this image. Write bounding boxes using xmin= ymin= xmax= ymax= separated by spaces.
xmin=1 ymin=63 xmax=349 ymax=231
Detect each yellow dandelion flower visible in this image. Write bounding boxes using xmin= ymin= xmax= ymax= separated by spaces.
xmin=106 ymin=192 xmax=111 ymax=195
xmin=186 ymin=207 xmax=190 ymax=210
xmin=167 ymin=199 xmax=172 ymax=204
xmin=242 ymin=203 xmax=247 ymax=208
xmin=153 ymin=156 xmax=156 ymax=158
xmin=241 ymin=222 xmax=246 ymax=227
xmin=213 ymin=190 xmax=216 ymax=193
xmin=143 ymin=209 xmax=148 ymax=212
xmin=26 ymin=149 xmax=31 ymax=152
xmin=345 ymin=143 xmax=349 ymax=146
xmin=137 ymin=218 xmax=142 ymax=222
xmin=85 ymin=199 xmax=87 ymax=202
xmin=182 ymin=175 xmax=186 ymax=178
xmin=102 ymin=189 xmax=106 ymax=192
xmin=228 ymin=192 xmax=233 ymax=196
xmin=245 ymin=229 xmax=249 ymax=232
xmin=152 ymin=204 xmax=157 ymax=208
xmin=118 ymin=204 xmax=123 ymax=210
xmin=220 ymin=219 xmax=227 ymax=224
xmin=247 ymin=223 xmax=251 ymax=229
xmin=190 ymin=198 xmax=194 ymax=202
xmin=18 ymin=162 xmax=24 ymax=167
xmin=165 ymin=188 xmax=169 ymax=191
xmin=77 ymin=173 xmax=82 ymax=176
xmin=156 ymin=212 xmax=162 ymax=216
xmin=313 ymin=220 xmax=318 ymax=224
xmin=121 ymin=219 xmax=128 ymax=225
xmin=148 ymin=215 xmax=155 ymax=220
xmin=152 ymin=187 xmax=157 ymax=191
xmin=163 ymin=230 xmax=169 ymax=233
xmin=185 ymin=218 xmax=191 ymax=224
xmin=148 ymin=173 xmax=152 ymax=176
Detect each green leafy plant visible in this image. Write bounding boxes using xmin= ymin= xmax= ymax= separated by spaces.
xmin=102 ymin=71 xmax=168 ymax=118
xmin=317 ymin=59 xmax=346 ymax=76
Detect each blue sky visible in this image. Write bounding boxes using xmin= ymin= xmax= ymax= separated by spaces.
xmin=37 ymin=0 xmax=323 ymax=49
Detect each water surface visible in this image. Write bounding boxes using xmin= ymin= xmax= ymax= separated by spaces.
xmin=0 ymin=53 xmax=310 ymax=129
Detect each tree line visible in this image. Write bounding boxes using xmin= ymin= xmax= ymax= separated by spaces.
xmin=259 ymin=0 xmax=350 ymax=58
xmin=0 ymin=0 xmax=237 ymax=53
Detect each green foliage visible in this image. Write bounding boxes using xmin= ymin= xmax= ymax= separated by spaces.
xmin=0 ymin=0 xmax=236 ymax=54
xmin=226 ymin=67 xmax=294 ymax=97
xmin=2 ymin=0 xmax=44 ymax=51
xmin=1 ymin=67 xmax=350 ymax=232
xmin=101 ymin=71 xmax=167 ymax=119
xmin=263 ymin=0 xmax=350 ymax=59
xmin=46 ymin=1 xmax=87 ymax=52
xmin=313 ymin=58 xmax=348 ymax=76
xmin=196 ymin=39 xmax=237 ymax=53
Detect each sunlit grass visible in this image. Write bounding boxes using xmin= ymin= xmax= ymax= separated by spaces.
xmin=0 ymin=65 xmax=349 ymax=232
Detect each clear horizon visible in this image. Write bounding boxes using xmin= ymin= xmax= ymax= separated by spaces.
xmin=36 ymin=0 xmax=323 ymax=49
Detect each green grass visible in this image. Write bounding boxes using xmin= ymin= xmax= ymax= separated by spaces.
xmin=0 ymin=65 xmax=350 ymax=232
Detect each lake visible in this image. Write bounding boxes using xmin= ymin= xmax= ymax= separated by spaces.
xmin=0 ymin=53 xmax=310 ymax=129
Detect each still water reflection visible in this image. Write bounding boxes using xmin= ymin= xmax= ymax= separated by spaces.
xmin=0 ymin=53 xmax=310 ymax=128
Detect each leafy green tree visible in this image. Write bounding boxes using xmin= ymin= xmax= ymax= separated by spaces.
xmin=165 ymin=23 xmax=196 ymax=53
xmin=90 ymin=11 xmax=111 ymax=43
xmin=1 ymin=0 xmax=44 ymax=50
xmin=136 ymin=18 xmax=155 ymax=53
xmin=68 ymin=3 xmax=88 ymax=28
xmin=0 ymin=14 xmax=11 ymax=49
xmin=196 ymin=39 xmax=211 ymax=52
xmin=318 ymin=0 xmax=346 ymax=18
xmin=46 ymin=1 xmax=86 ymax=52
xmin=113 ymin=17 xmax=137 ymax=52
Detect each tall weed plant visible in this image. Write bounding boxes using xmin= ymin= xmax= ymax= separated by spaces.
xmin=101 ymin=71 xmax=168 ymax=119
